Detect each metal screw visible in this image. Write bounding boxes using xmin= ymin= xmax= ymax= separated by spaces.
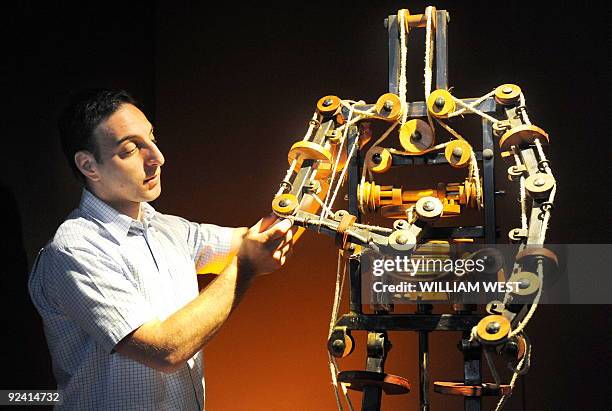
xmin=486 ymin=321 xmax=501 ymax=334
xmin=452 ymin=147 xmax=463 ymax=158
xmin=482 ymin=148 xmax=494 ymax=159
xmin=372 ymin=153 xmax=382 ymax=164
xmin=503 ymin=86 xmax=514 ymax=94
xmin=383 ymin=100 xmax=394 ymax=111
xmin=534 ymin=178 xmax=545 ymax=187
xmin=278 ymin=199 xmax=289 ymax=207
xmin=412 ymin=131 xmax=422 ymax=141
xmin=322 ymin=98 xmax=333 ymax=107
xmin=519 ymin=278 xmax=531 ymax=289
xmin=423 ymin=201 xmax=435 ymax=212
xmin=396 ymin=234 xmax=408 ymax=245
xmin=435 ymin=97 xmax=445 ymax=108
xmin=331 ymin=339 xmax=344 ymax=351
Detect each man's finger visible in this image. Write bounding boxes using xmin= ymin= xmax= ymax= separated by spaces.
xmin=252 ymin=214 xmax=279 ymax=234
xmin=265 ymin=219 xmax=293 ymax=240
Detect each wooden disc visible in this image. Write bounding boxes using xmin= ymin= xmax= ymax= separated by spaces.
xmin=494 ymin=84 xmax=522 ymax=105
xmin=427 ymin=89 xmax=456 ymax=118
xmin=509 ymin=271 xmax=540 ymax=296
xmin=444 ymin=140 xmax=472 ymax=168
xmin=316 ymin=95 xmax=341 ymax=114
xmin=399 ymin=119 xmax=435 ymax=153
xmin=374 ymin=93 xmax=402 ymax=121
xmin=499 ymin=124 xmax=549 ymax=152
xmin=515 ymin=247 xmax=558 ymax=267
xmin=338 ymin=371 xmax=411 ymax=395
xmin=415 ymin=196 xmax=443 ymax=220
xmin=524 ymin=173 xmax=555 ymax=198
xmin=272 ymin=194 xmax=299 ymax=215
xmin=434 ymin=382 xmax=512 ymax=397
xmin=288 ymin=141 xmax=333 ymax=168
xmin=366 ymin=147 xmax=393 ymax=173
xmin=476 ymin=315 xmax=511 ymax=343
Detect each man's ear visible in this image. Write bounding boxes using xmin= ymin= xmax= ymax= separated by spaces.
xmin=74 ymin=151 xmax=100 ymax=182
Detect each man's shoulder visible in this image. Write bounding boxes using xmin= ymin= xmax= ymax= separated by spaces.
xmin=48 ymin=209 xmax=112 ymax=253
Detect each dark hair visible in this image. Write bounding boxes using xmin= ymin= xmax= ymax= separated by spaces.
xmin=58 ymin=89 xmax=137 ymax=182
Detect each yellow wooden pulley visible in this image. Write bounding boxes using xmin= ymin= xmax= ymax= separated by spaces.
xmin=499 ymin=124 xmax=549 ymax=152
xmin=444 ymin=140 xmax=472 ymax=168
xmin=399 ymin=119 xmax=435 ymax=153
xmin=365 ymin=147 xmax=392 ymax=174
xmin=494 ymin=84 xmax=522 ymax=105
xmin=374 ymin=93 xmax=402 ymax=121
xmin=427 ymin=89 xmax=456 ymax=118
xmin=287 ymin=141 xmax=333 ymax=168
xmin=316 ymin=95 xmax=341 ymax=115
xmin=476 ymin=314 xmax=511 ymax=343
xmin=272 ymin=193 xmax=299 ymax=215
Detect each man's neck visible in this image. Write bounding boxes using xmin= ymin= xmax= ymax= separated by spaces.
xmin=86 ymin=187 xmax=141 ymax=220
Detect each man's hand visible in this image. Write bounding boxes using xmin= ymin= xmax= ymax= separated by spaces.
xmin=238 ymin=215 xmax=294 ymax=275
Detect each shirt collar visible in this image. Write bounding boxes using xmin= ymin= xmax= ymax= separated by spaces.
xmin=79 ymin=189 xmax=157 ymax=244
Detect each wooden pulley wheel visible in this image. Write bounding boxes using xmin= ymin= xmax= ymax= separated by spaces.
xmin=476 ymin=314 xmax=511 ymax=343
xmin=338 ymin=371 xmax=411 ymax=395
xmin=434 ymin=382 xmax=511 ymax=397
xmin=399 ymin=119 xmax=435 ymax=153
xmin=516 ymin=335 xmax=528 ymax=360
xmin=444 ymin=140 xmax=472 ymax=168
xmin=388 ymin=230 xmax=417 ymax=251
xmin=287 ymin=141 xmax=333 ymax=168
xmin=415 ymin=196 xmax=444 ymax=220
xmin=499 ymin=124 xmax=549 ymax=152
xmin=357 ymin=181 xmax=378 ymax=213
xmin=427 ymin=89 xmax=456 ymax=118
xmin=509 ymin=271 xmax=540 ymax=296
xmin=316 ymin=95 xmax=341 ymax=115
xmin=494 ymin=84 xmax=522 ymax=105
xmin=272 ymin=193 xmax=299 ymax=215
xmin=374 ymin=93 xmax=402 ymax=121
xmin=365 ymin=147 xmax=393 ymax=173
xmin=524 ymin=173 xmax=555 ymax=198
xmin=516 ymin=247 xmax=559 ymax=268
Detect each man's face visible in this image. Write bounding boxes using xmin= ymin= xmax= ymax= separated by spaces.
xmin=89 ymin=103 xmax=165 ymax=207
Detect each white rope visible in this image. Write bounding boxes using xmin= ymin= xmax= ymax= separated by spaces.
xmin=398 ymin=9 xmax=409 ymax=124
xmin=424 ymin=6 xmax=434 ymax=99
xmin=327 ymin=253 xmax=353 ymax=411
xmin=519 ymin=176 xmax=528 ymax=230
xmin=469 ymin=150 xmax=483 ymax=209
xmin=451 ymin=95 xmax=499 ymax=124
xmin=447 ymin=89 xmax=496 ymax=118
xmin=508 ymin=259 xmax=543 ymax=339
xmin=424 ymin=6 xmax=436 ymax=131
xmin=519 ymin=93 xmax=532 ymax=125
xmin=321 ymin=104 xmax=357 ymax=220
xmin=361 ymin=122 xmax=398 ymax=182
xmin=324 ymin=139 xmax=359 ymax=220
xmin=538 ymin=184 xmax=556 ymax=245
xmin=493 ymin=339 xmax=531 ymax=411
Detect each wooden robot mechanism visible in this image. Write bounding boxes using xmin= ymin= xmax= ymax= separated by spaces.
xmin=271 ymin=6 xmax=557 ymax=411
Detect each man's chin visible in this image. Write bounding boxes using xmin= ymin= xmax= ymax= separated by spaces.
xmin=142 ymin=184 xmax=162 ymax=202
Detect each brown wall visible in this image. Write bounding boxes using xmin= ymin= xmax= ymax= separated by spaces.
xmin=4 ymin=1 xmax=611 ymax=410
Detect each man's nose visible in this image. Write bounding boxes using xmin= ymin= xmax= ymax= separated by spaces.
xmin=145 ymin=142 xmax=165 ymax=166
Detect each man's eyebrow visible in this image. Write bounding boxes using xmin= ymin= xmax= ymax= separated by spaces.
xmin=114 ymin=126 xmax=155 ymax=146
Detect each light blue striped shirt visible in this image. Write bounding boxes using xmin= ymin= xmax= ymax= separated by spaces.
xmin=28 ymin=189 xmax=234 ymax=410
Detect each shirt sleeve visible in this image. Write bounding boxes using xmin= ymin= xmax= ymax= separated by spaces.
xmin=42 ymin=244 xmax=157 ymax=354
xmin=184 ymin=221 xmax=235 ymax=274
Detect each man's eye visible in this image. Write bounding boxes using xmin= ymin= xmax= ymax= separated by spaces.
xmin=122 ymin=145 xmax=138 ymax=156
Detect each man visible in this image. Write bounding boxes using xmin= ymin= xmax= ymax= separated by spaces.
xmin=28 ymin=89 xmax=293 ymax=410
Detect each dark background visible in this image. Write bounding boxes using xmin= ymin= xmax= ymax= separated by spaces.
xmin=2 ymin=1 xmax=611 ymax=410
